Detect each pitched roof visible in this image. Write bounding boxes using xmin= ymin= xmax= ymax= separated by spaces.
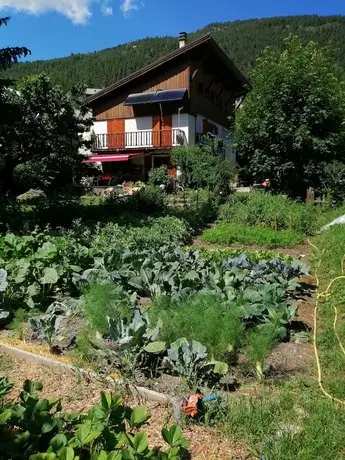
xmin=85 ymin=33 xmax=250 ymax=106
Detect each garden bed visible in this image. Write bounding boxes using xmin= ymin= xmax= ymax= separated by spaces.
xmin=0 ymin=351 xmax=246 ymax=460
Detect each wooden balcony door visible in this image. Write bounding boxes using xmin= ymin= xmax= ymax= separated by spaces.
xmin=107 ymin=119 xmax=125 ymax=149
xmin=152 ymin=115 xmax=172 ymax=148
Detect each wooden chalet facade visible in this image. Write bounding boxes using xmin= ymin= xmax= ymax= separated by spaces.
xmin=85 ymin=32 xmax=250 ymax=182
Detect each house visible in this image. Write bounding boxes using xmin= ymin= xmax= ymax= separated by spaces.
xmin=84 ymin=32 xmax=250 ymax=182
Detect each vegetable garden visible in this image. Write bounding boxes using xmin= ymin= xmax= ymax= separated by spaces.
xmin=1 ymin=189 xmax=344 ymax=459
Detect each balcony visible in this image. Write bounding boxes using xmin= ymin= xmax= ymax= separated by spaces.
xmin=92 ymin=129 xmax=187 ymax=151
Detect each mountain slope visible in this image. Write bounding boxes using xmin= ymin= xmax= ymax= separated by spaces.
xmin=2 ymin=15 xmax=345 ymax=90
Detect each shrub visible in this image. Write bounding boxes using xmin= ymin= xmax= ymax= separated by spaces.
xmin=82 ymin=284 xmax=131 ymax=334
xmin=200 ymin=223 xmax=303 ymax=248
xmin=171 ymin=141 xmax=234 ymax=193
xmin=91 ymin=216 xmax=190 ymax=252
xmin=127 ymin=185 xmax=166 ymax=214
xmin=148 ymin=165 xmax=173 ymax=191
xmin=149 ymin=294 xmax=244 ymax=359
xmin=218 ymin=192 xmax=319 ymax=235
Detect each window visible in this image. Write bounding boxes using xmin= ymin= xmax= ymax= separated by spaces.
xmin=198 ymin=81 xmax=204 ymax=94
xmin=210 ymin=91 xmax=215 ymax=103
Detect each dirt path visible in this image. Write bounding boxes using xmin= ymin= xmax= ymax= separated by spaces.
xmin=0 ymin=352 xmax=248 ymax=460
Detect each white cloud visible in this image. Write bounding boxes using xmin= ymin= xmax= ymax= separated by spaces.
xmin=0 ymin=0 xmax=142 ymax=23
xmin=101 ymin=3 xmax=113 ymax=15
xmin=0 ymin=0 xmax=93 ymax=23
xmin=120 ymin=0 xmax=141 ymax=15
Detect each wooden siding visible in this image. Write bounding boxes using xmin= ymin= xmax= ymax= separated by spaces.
xmin=189 ymin=59 xmax=235 ymax=128
xmin=95 ymin=61 xmax=189 ymax=121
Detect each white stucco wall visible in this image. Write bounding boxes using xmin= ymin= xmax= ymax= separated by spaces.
xmin=195 ymin=114 xmax=235 ymax=163
xmin=93 ymin=120 xmax=107 ymax=134
xmin=125 ymin=117 xmax=152 ymax=132
xmin=125 ymin=117 xmax=153 ymax=148
xmin=172 ymin=113 xmax=196 ymax=145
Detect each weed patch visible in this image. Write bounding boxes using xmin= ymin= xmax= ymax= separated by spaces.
xmin=200 ymin=223 xmax=303 ymax=248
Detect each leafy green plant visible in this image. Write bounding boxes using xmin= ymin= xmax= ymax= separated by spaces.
xmin=200 ymin=222 xmax=304 ymax=248
xmin=28 ymin=298 xmax=81 ymax=350
xmin=185 ymin=246 xmax=293 ymax=264
xmin=165 ymin=338 xmax=207 ymax=382
xmin=148 ymin=166 xmax=173 ymax=191
xmin=150 ymin=294 xmax=244 ymax=359
xmin=218 ymin=192 xmax=319 ymax=235
xmin=0 ymin=379 xmax=189 ymax=459
xmin=82 ymin=284 xmax=132 ymax=335
xmin=243 ymin=324 xmax=278 ymax=382
xmin=8 ymin=307 xmax=40 ymax=340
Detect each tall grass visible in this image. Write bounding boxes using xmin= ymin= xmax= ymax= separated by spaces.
xmin=219 ymin=193 xmax=320 ymax=235
xmin=218 ymin=381 xmax=345 ymax=460
xmin=200 ymin=223 xmax=303 ymax=248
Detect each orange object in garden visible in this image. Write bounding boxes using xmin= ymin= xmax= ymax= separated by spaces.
xmin=168 ymin=167 xmax=176 ymax=177
xmin=180 ymin=394 xmax=203 ymax=417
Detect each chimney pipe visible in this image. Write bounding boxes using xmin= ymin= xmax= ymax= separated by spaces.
xmin=179 ymin=32 xmax=187 ymax=48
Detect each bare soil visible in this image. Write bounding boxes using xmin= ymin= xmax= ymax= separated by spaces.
xmin=0 ymin=352 xmax=249 ymax=460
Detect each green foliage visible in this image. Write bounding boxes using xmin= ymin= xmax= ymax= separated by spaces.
xmin=218 ymin=192 xmax=319 ymax=235
xmin=0 ymin=230 xmax=93 ymax=308
xmin=150 ymin=294 xmax=244 ymax=359
xmin=0 ymin=379 xmax=188 ymax=459
xmin=171 ymin=142 xmax=234 ymax=193
xmin=171 ymin=189 xmax=222 ymax=233
xmin=1 ymin=73 xmax=91 ymax=194
xmin=82 ymin=285 xmax=131 ymax=335
xmin=148 ymin=166 xmax=173 ymax=191
xmin=117 ymin=186 xmax=167 ymax=215
xmin=217 ymin=380 xmax=345 ymax=460
xmin=318 ymin=160 xmax=345 ymax=203
xmin=235 ymin=35 xmax=345 ymax=196
xmin=4 ymin=16 xmax=345 ymax=90
xmin=200 ymin=223 xmax=304 ymax=248
xmin=243 ymin=324 xmax=278 ymax=382
xmin=187 ymin=246 xmax=292 ymax=264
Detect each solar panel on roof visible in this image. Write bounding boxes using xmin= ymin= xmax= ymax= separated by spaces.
xmin=124 ymin=92 xmax=155 ymax=105
xmin=153 ymin=89 xmax=187 ymax=103
xmin=124 ymin=89 xmax=187 ymax=106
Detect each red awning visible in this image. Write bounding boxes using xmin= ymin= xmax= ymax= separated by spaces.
xmin=84 ymin=154 xmax=139 ymax=163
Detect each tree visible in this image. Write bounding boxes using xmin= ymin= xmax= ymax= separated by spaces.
xmin=0 ymin=17 xmax=30 ymax=71
xmin=234 ymin=35 xmax=345 ymax=196
xmin=171 ymin=140 xmax=234 ymax=194
xmin=0 ymin=73 xmax=92 ymax=193
xmin=0 ymin=17 xmax=31 ymax=162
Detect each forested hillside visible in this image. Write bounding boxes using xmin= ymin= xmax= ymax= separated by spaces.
xmin=2 ymin=15 xmax=345 ymax=90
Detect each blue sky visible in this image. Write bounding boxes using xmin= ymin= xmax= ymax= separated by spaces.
xmin=1 ymin=0 xmax=345 ymax=61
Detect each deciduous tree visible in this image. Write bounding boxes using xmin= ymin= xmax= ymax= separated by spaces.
xmin=235 ymin=35 xmax=345 ymax=196
xmin=0 ymin=74 xmax=91 ymax=193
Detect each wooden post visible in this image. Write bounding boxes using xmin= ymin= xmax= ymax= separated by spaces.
xmin=306 ymin=187 xmax=314 ymax=203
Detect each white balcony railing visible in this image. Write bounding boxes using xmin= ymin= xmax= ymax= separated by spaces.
xmin=92 ymin=129 xmax=187 ymax=151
